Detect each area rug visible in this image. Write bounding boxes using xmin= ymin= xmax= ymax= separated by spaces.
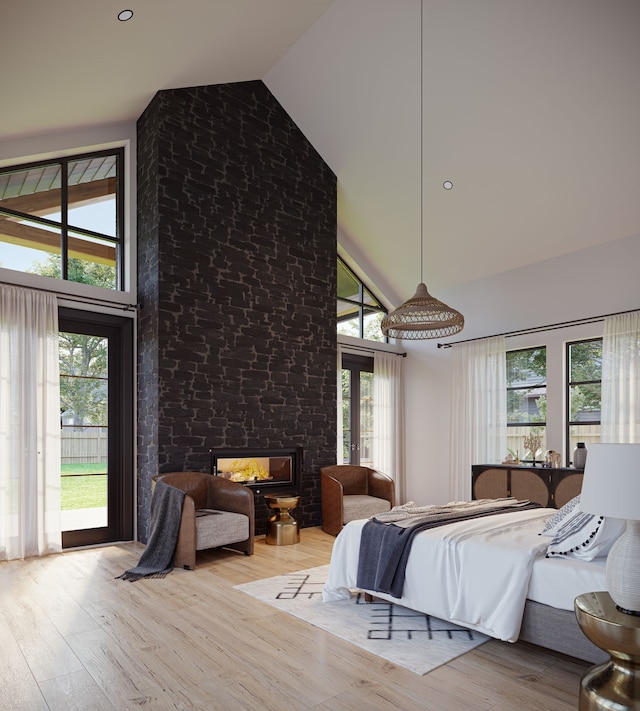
xmin=234 ymin=564 xmax=489 ymax=675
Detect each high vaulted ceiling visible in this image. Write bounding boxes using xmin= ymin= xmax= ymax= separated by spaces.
xmin=2 ymin=0 xmax=640 ymax=308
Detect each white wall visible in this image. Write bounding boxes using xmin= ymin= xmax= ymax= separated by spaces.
xmin=401 ymin=231 xmax=640 ymax=506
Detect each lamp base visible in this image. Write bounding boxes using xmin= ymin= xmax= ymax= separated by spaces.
xmin=605 ymin=520 xmax=640 ymax=615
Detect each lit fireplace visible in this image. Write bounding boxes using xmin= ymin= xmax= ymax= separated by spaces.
xmin=209 ymin=447 xmax=301 ymax=494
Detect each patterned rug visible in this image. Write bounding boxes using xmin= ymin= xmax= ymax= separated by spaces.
xmin=234 ymin=564 xmax=489 ymax=675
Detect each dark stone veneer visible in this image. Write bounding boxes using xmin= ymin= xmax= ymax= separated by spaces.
xmin=137 ymin=80 xmax=337 ymax=541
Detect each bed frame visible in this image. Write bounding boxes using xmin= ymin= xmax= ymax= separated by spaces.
xmin=519 ymin=599 xmax=606 ymax=663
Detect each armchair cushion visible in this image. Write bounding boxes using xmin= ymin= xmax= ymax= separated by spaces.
xmin=343 ymin=494 xmax=391 ymax=524
xmin=195 ymin=510 xmax=250 ymax=550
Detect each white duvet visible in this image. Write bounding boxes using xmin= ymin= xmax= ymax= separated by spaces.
xmin=322 ymin=508 xmax=554 ymax=642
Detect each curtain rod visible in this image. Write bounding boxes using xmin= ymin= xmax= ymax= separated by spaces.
xmin=340 ymin=342 xmax=407 ymax=357
xmin=436 ymin=307 xmax=640 ymax=349
xmin=0 ymin=279 xmax=138 ymax=311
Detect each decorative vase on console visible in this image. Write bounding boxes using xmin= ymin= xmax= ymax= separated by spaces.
xmin=573 ymin=442 xmax=587 ymax=469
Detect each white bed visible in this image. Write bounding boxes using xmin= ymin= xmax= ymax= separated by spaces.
xmin=323 ymin=507 xmax=609 ymax=663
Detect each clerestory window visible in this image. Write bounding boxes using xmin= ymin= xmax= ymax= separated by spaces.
xmin=0 ymin=149 xmax=125 ymax=290
xmin=337 ymin=256 xmax=387 ymax=342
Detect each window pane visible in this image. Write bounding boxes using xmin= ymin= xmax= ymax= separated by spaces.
xmin=359 ymin=371 xmax=373 ymax=466
xmin=68 ymin=155 xmax=118 ymax=238
xmin=337 ymin=299 xmax=360 ymax=337
xmin=341 ymin=368 xmax=351 ymax=463
xmin=507 ymin=348 xmax=546 ymax=387
xmin=0 ymin=210 xmax=62 ymax=272
xmin=507 ymin=387 xmax=547 ymax=424
xmin=569 ymin=383 xmax=601 ymax=423
xmin=337 ymin=259 xmax=360 ymax=300
xmin=568 ymin=425 xmax=600 ymax=461
xmin=362 ymin=309 xmax=385 ymax=342
xmin=60 ymin=332 xmax=109 ymax=531
xmin=0 ymin=164 xmax=61 ymax=218
xmin=67 ymin=231 xmax=118 ymax=289
xmin=362 ymin=287 xmax=383 ymax=308
xmin=337 ymin=298 xmax=358 ymax=320
xmin=569 ymin=340 xmax=602 ymax=382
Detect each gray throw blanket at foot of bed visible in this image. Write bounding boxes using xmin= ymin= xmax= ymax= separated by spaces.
xmin=117 ymin=480 xmax=185 ymax=582
xmin=357 ymin=498 xmax=541 ymax=598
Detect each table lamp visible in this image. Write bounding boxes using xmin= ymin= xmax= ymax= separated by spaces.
xmin=579 ymin=443 xmax=640 ymax=615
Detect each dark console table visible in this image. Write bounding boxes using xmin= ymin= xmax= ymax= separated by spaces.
xmin=472 ymin=464 xmax=584 ymax=509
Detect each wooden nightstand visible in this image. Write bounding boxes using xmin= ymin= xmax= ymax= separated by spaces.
xmin=574 ymin=591 xmax=640 ymax=710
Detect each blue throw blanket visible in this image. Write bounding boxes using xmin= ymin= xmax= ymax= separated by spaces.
xmin=356 ymin=500 xmax=541 ymax=598
xmin=117 ymin=480 xmax=185 ymax=582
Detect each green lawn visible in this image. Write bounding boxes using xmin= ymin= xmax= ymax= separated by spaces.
xmin=61 ymin=463 xmax=107 ymax=510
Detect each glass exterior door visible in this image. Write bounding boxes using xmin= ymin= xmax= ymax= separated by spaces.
xmin=59 ymin=309 xmax=133 ymax=547
xmin=341 ymin=354 xmax=373 ymax=465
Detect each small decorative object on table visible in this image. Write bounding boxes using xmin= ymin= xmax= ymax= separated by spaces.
xmin=573 ymin=442 xmax=588 ymax=469
xmin=265 ymin=495 xmax=300 ymax=546
xmin=523 ymin=433 xmax=543 ymax=466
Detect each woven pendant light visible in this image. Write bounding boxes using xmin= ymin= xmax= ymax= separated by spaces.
xmin=380 ymin=282 xmax=464 ymax=340
xmin=381 ymin=0 xmax=464 ymax=341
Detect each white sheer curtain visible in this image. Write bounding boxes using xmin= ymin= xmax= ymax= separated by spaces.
xmin=372 ymin=351 xmax=405 ymax=503
xmin=601 ymin=311 xmax=640 ymax=443
xmin=449 ymin=336 xmax=507 ymax=502
xmin=336 ymin=344 xmax=344 ymax=464
xmin=0 ymin=285 xmax=61 ymax=561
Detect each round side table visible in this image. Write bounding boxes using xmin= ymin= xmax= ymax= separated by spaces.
xmin=574 ymin=591 xmax=640 ymax=710
xmin=264 ymin=495 xmax=300 ymax=546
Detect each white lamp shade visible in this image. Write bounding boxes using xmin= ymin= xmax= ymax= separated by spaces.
xmin=580 ymin=443 xmax=640 ymax=614
xmin=579 ymin=443 xmax=640 ymax=521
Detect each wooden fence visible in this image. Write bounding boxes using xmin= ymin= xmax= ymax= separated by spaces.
xmin=61 ymin=431 xmax=108 ymax=464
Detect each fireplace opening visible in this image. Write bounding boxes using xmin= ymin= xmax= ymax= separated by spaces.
xmin=209 ymin=447 xmax=301 ymax=494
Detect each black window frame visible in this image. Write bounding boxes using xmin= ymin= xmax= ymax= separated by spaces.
xmin=566 ymin=337 xmax=602 ymax=466
xmin=506 ymin=346 xmax=547 ymax=462
xmin=341 ymin=353 xmax=374 ymax=465
xmin=0 ymin=148 xmax=125 ymax=290
xmin=337 ymin=256 xmax=387 ymax=342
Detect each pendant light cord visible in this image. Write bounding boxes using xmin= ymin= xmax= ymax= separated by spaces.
xmin=420 ymin=0 xmax=424 ymax=285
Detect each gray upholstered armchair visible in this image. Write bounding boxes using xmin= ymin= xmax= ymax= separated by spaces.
xmin=320 ymin=465 xmax=395 ymax=536
xmin=153 ymin=471 xmax=255 ymax=570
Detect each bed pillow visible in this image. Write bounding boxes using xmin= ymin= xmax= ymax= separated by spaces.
xmin=545 ymin=509 xmax=626 ymax=560
xmin=540 ymin=495 xmax=581 ymax=537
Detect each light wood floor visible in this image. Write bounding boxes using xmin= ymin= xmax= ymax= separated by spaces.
xmin=0 ymin=527 xmax=589 ymax=710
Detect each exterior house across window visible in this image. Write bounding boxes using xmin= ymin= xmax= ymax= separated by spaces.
xmin=566 ymin=338 xmax=602 ymax=464
xmin=337 ymin=256 xmax=387 ymax=342
xmin=0 ymin=149 xmax=125 ymax=290
xmin=506 ymin=346 xmax=547 ymax=462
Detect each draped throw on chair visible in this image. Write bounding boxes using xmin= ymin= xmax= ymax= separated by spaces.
xmin=0 ymin=285 xmax=61 ymax=561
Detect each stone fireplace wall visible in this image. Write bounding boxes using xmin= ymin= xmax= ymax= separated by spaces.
xmin=137 ymin=80 xmax=337 ymax=541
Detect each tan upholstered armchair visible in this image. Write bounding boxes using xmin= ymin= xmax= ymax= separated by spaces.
xmin=320 ymin=465 xmax=395 ymax=536
xmin=153 ymin=471 xmax=255 ymax=570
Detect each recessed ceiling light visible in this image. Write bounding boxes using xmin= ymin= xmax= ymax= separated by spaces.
xmin=118 ymin=9 xmax=133 ymax=21
xmin=443 ymin=181 xmax=453 ymax=190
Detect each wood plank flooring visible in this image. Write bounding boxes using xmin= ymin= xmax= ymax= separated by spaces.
xmin=0 ymin=527 xmax=589 ymax=710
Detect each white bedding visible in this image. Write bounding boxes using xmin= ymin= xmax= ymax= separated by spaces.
xmin=528 ymin=554 xmax=606 ymax=610
xmin=322 ymin=507 xmax=605 ymax=643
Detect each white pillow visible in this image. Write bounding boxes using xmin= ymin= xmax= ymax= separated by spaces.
xmin=545 ymin=507 xmax=626 ymax=561
xmin=540 ymin=495 xmax=581 ymax=537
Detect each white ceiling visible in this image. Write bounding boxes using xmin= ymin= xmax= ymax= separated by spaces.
xmin=2 ymin=0 xmax=640 ymax=307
